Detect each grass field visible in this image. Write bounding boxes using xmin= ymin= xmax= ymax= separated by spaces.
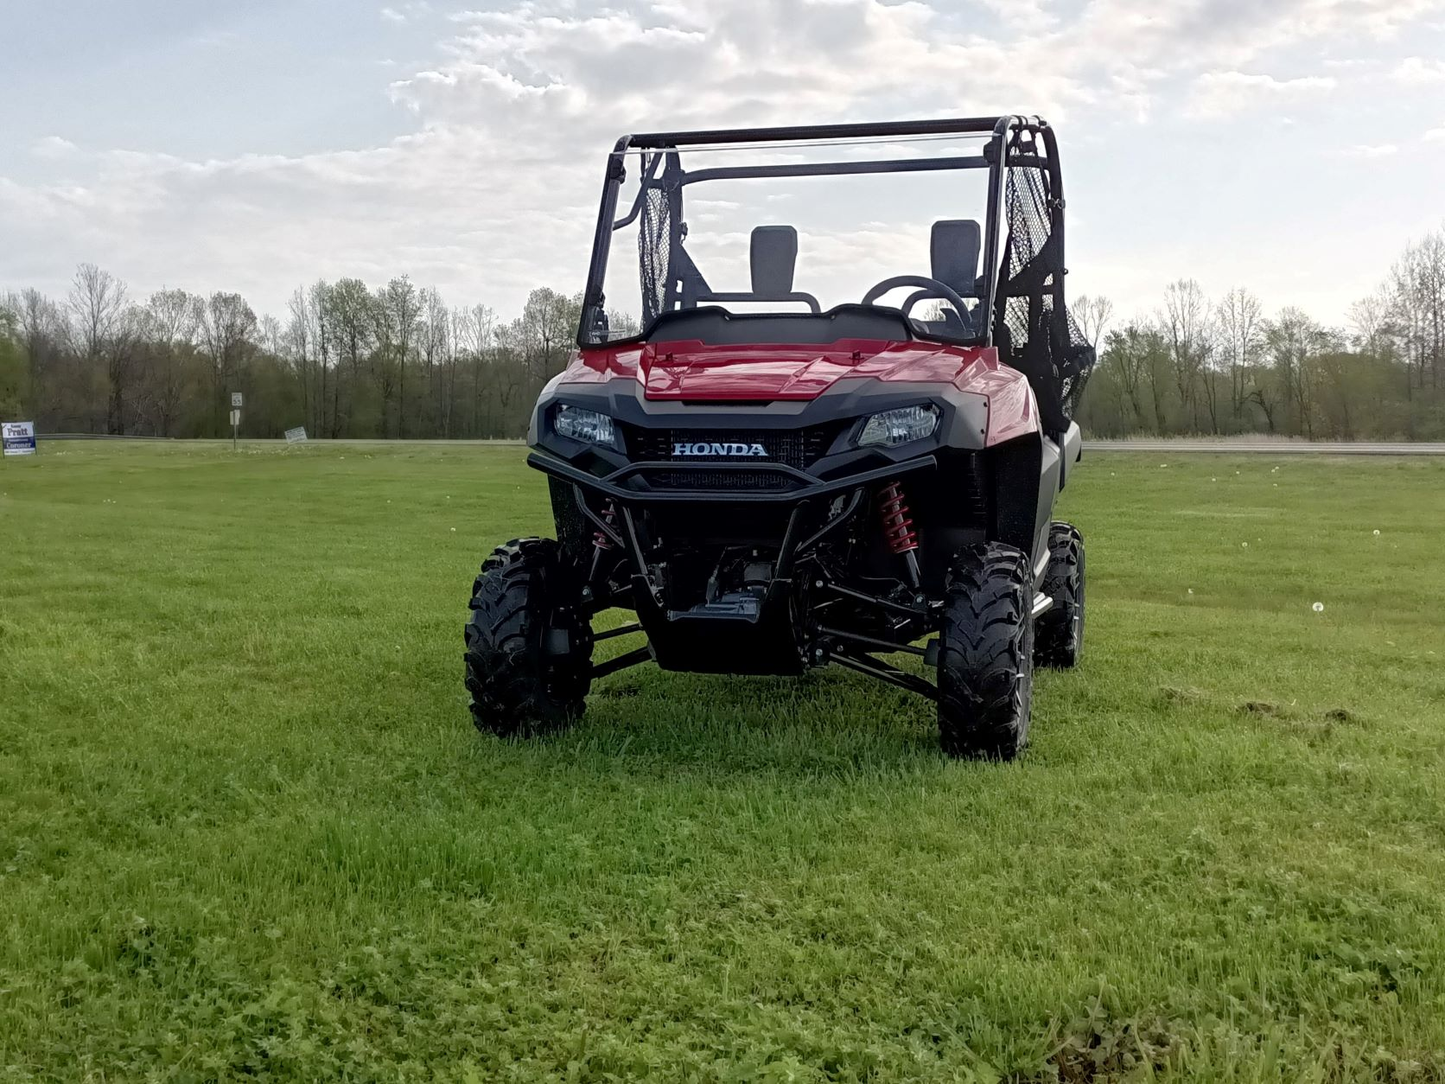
xmin=3 ymin=443 xmax=1445 ymax=1082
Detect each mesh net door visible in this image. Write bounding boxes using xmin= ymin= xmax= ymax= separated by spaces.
xmin=995 ymin=128 xmax=1095 ymax=432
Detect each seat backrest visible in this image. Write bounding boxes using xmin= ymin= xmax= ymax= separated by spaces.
xmin=751 ymin=225 xmax=798 ymax=295
xmin=930 ymin=219 xmax=982 ymax=297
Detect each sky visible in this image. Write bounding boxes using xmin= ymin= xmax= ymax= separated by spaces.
xmin=3 ymin=0 xmax=1444 ymax=328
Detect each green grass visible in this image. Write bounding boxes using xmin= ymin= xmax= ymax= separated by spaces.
xmin=2 ymin=443 xmax=1445 ymax=1082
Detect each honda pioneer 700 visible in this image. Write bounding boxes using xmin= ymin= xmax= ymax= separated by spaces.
xmin=465 ymin=116 xmax=1095 ymax=759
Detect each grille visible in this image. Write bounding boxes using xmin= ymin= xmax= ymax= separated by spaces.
xmin=624 ymin=427 xmax=833 ymax=469
xmin=649 ymin=470 xmax=797 ymax=492
xmin=621 ymin=425 xmax=836 ymax=491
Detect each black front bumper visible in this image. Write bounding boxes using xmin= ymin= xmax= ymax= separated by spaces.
xmin=526 ymin=449 xmax=935 ymax=504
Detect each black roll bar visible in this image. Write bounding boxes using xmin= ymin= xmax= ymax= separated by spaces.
xmin=677 ymin=154 xmax=988 ymax=187
xmin=625 ymin=116 xmax=1038 ymax=148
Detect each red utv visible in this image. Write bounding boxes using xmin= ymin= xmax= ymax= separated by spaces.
xmin=465 ymin=116 xmax=1095 ymax=759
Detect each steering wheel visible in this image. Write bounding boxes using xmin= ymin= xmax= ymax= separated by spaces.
xmin=861 ymin=275 xmax=970 ymax=317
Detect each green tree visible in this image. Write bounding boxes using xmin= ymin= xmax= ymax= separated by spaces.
xmin=0 ymin=304 xmax=25 ymax=418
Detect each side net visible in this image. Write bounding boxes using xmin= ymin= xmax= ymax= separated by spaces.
xmin=637 ymin=154 xmax=684 ymax=328
xmin=638 ymin=185 xmax=673 ymax=327
xmin=996 ymin=131 xmax=1095 ymax=433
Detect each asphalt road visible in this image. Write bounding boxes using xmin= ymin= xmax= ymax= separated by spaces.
xmin=1081 ymin=441 xmax=1445 ymax=455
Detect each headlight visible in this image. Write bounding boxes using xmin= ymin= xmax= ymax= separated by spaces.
xmin=553 ymin=405 xmax=617 ymax=449
xmin=857 ymin=404 xmax=940 ymax=448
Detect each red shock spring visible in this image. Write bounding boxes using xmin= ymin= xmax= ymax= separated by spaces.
xmin=877 ymin=481 xmax=919 ymax=555
xmin=592 ymin=500 xmax=618 ymax=550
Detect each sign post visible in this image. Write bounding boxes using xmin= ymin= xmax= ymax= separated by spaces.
xmin=230 ymin=392 xmax=243 ymax=451
xmin=2 ymin=421 xmax=37 ymax=457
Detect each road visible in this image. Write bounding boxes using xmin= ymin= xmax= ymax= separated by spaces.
xmin=1081 ymin=441 xmax=1445 ymax=455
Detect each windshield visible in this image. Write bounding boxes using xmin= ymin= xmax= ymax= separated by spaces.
xmin=580 ymin=133 xmax=997 ymax=347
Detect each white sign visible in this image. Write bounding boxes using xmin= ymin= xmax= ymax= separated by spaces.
xmin=2 ymin=421 xmax=37 ymax=456
xmin=229 ymin=409 xmax=241 ymax=426
xmin=284 ymin=426 xmax=308 ymax=444
xmin=231 ymin=392 xmax=243 ymax=408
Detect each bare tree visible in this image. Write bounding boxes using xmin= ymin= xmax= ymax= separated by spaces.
xmin=308 ymin=281 xmax=335 ymax=435
xmin=0 ymin=301 xmax=22 ymax=417
xmin=1389 ymin=232 xmax=1445 ymax=394
xmin=258 ymin=314 xmax=284 ymax=358
xmin=1071 ymin=294 xmax=1115 ymax=351
xmin=1264 ymin=307 xmax=1329 ymax=438
xmin=325 ymin=278 xmax=373 ymax=436
xmin=1160 ymin=279 xmax=1212 ymax=432
xmin=1348 ymin=287 xmax=1396 ymax=358
xmin=1101 ymin=325 xmax=1164 ymax=432
xmin=66 ymin=264 xmax=132 ymax=433
xmin=419 ymin=287 xmax=451 ymax=437
xmin=1215 ymin=287 xmax=1263 ymax=424
xmin=11 ymin=288 xmax=64 ymax=421
xmin=457 ymin=303 xmax=498 ymax=437
xmin=285 ymin=287 xmax=314 ymax=434
xmin=508 ymin=288 xmax=579 ymax=391
xmin=197 ymin=292 xmax=257 ymax=435
xmin=138 ymin=288 xmax=199 ymax=436
xmin=373 ymin=277 xmax=420 ymax=438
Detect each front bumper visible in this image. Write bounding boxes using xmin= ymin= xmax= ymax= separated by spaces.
xmin=527 ymin=449 xmax=935 ymax=504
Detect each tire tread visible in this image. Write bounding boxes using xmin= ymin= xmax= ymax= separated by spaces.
xmin=937 ymin=542 xmax=1034 ymax=760
xmin=1034 ymin=522 xmax=1085 ymax=669
xmin=463 ymin=538 xmax=591 ymax=738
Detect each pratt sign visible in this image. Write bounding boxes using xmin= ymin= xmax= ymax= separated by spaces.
xmin=2 ymin=421 xmax=37 ymax=456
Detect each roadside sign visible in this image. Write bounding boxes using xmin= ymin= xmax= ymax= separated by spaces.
xmin=2 ymin=421 xmax=37 ymax=456
xmin=230 ymin=409 xmax=241 ymax=427
xmin=231 ymin=392 xmax=243 ymax=408
xmin=284 ymin=426 xmax=308 ymax=444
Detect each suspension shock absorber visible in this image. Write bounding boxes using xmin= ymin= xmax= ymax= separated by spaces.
xmin=877 ymin=480 xmax=922 ymax=588
xmin=588 ymin=499 xmax=619 ymax=582
xmin=592 ymin=500 xmax=618 ymax=551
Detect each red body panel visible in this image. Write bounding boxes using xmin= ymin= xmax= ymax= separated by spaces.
xmin=561 ymin=339 xmax=1039 ymax=446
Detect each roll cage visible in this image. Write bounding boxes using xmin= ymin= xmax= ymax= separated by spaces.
xmin=575 ymin=115 xmax=1091 ymax=433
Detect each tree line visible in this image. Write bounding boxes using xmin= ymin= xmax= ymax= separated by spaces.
xmin=1076 ymin=225 xmax=1445 ymax=439
xmin=2 ymin=223 xmax=1442 ymax=440
xmin=0 ymin=271 xmax=603 ymax=440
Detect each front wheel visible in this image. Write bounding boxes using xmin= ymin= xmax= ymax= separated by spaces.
xmin=937 ymin=543 xmax=1035 ymax=760
xmin=1035 ymin=522 xmax=1085 ymax=669
xmin=463 ymin=538 xmax=592 ymax=738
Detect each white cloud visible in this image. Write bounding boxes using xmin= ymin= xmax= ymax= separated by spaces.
xmin=1340 ymin=143 xmax=1399 ymax=158
xmin=381 ymin=1 xmax=431 ymax=23
xmin=1068 ymin=0 xmax=1440 ymax=76
xmin=31 ymin=136 xmax=79 ymax=159
xmin=1185 ymin=70 xmax=1336 ymax=119
xmin=1393 ymin=55 xmax=1445 ymax=83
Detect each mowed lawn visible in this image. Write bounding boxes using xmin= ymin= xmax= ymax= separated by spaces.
xmin=2 ymin=443 xmax=1444 ymax=1083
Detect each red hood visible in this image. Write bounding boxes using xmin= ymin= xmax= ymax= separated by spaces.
xmin=642 ymin=340 xmax=982 ymax=400
xmin=558 ymin=338 xmax=1039 ymax=445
